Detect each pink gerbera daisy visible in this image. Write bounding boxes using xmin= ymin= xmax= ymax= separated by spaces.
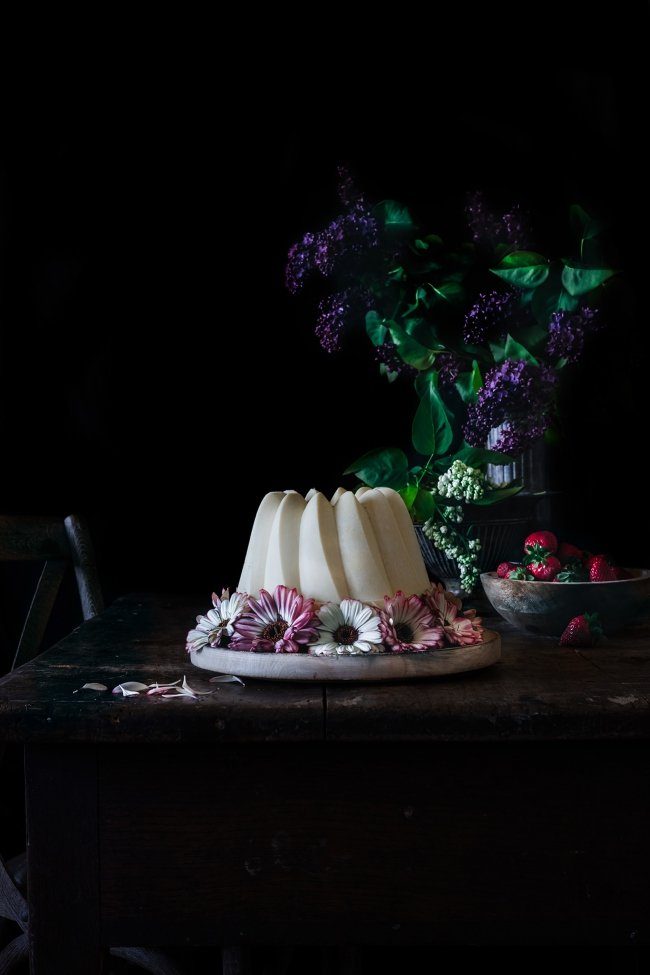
xmin=379 ymin=591 xmax=445 ymax=653
xmin=231 ymin=585 xmax=318 ymax=653
xmin=424 ymin=584 xmax=483 ymax=646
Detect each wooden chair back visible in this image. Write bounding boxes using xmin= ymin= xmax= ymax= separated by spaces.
xmin=0 ymin=514 xmax=104 ymax=672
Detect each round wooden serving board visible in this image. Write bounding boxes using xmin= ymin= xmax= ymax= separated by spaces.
xmin=190 ymin=629 xmax=500 ymax=682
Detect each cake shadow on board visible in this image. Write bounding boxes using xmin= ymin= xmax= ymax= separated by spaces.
xmin=238 ymin=487 xmax=430 ymax=604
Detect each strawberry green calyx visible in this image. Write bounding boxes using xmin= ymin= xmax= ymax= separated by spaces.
xmin=583 ymin=612 xmax=603 ymax=640
xmin=522 ymin=543 xmax=552 ymax=566
xmin=507 ymin=566 xmax=535 ymax=580
xmin=556 ymin=565 xmax=588 ymax=583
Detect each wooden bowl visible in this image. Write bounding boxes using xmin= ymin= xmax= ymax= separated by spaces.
xmin=481 ymin=569 xmax=650 ymax=637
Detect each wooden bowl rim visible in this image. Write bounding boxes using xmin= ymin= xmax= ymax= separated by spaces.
xmin=481 ymin=568 xmax=650 ymax=587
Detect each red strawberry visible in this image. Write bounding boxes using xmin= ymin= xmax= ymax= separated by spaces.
xmin=524 ymin=530 xmax=558 ymax=554
xmin=527 ymin=554 xmax=561 ymax=581
xmin=559 ymin=612 xmax=603 ymax=647
xmin=558 ymin=542 xmax=583 ymax=565
xmin=497 ymin=561 xmax=518 ymax=578
xmin=588 ymin=555 xmax=617 ymax=582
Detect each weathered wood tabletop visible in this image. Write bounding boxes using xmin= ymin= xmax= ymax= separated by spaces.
xmin=1 ymin=594 xmax=649 ymax=742
xmin=1 ymin=595 xmax=649 ymax=972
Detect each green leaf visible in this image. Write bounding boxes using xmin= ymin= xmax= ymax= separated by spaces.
xmin=431 ymin=281 xmax=465 ymax=305
xmin=402 ymin=317 xmax=444 ymax=350
xmin=343 ymin=447 xmax=409 ymax=490
xmin=455 ymin=359 xmax=482 ymax=404
xmin=365 ymin=310 xmax=387 ymax=347
xmin=452 ymin=444 xmax=515 ymax=468
xmin=387 ymin=265 xmax=406 ymax=282
xmin=472 ymin=484 xmax=523 ymax=506
xmin=414 ymin=370 xmax=431 ymax=398
xmin=412 ymin=373 xmax=454 ymax=456
xmin=516 ymin=322 xmax=553 ymax=352
xmin=531 ymin=273 xmax=579 ymax=325
xmin=399 ymin=483 xmax=419 ymax=510
xmin=412 ymin=487 xmax=436 ymax=522
xmin=561 ymin=263 xmax=616 ymax=297
xmin=490 ymin=333 xmax=539 ymax=366
xmin=569 ymin=204 xmax=603 ymax=241
xmin=403 ymin=287 xmax=431 ymax=316
xmin=390 ymin=323 xmax=437 ymax=370
xmin=375 ymin=200 xmax=414 ymax=231
xmin=378 ymin=362 xmax=398 ymax=383
xmin=491 ymin=251 xmax=550 ymax=289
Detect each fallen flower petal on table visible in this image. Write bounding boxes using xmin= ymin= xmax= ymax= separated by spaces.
xmin=146 ymin=681 xmax=181 ymax=695
xmin=112 ymin=681 xmax=150 ymax=696
xmin=209 ymin=674 xmax=245 ymax=686
xmin=181 ymin=675 xmax=212 ymax=696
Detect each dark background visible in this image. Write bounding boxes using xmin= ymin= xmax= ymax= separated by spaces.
xmin=0 ymin=50 xmax=648 ymax=974
xmin=0 ymin=64 xmax=645 ymax=615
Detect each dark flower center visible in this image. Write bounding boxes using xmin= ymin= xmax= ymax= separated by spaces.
xmin=393 ymin=621 xmax=413 ymax=643
xmin=209 ymin=622 xmax=229 ymax=647
xmin=261 ymin=619 xmax=288 ymax=642
xmin=333 ymin=624 xmax=359 ymax=646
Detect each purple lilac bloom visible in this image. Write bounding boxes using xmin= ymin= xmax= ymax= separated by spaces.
xmin=315 ymin=287 xmax=371 ymax=353
xmin=547 ymin=306 xmax=601 ymax=363
xmin=336 ymin=164 xmax=362 ymax=207
xmin=285 ymin=175 xmax=379 ymax=293
xmin=436 ymin=353 xmax=461 ymax=389
xmin=464 ymin=359 xmax=557 ymax=455
xmin=375 ymin=341 xmax=417 ymax=378
xmin=465 ymin=191 xmax=530 ymax=250
xmin=463 ymin=290 xmax=516 ymax=345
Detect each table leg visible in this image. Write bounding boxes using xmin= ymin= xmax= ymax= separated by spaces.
xmin=25 ymin=745 xmax=104 ymax=974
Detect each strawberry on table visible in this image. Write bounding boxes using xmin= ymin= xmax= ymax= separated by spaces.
xmin=588 ymin=555 xmax=617 ymax=582
xmin=558 ymin=542 xmax=583 ymax=565
xmin=559 ymin=612 xmax=603 ymax=647
xmin=524 ymin=530 xmax=558 ymax=554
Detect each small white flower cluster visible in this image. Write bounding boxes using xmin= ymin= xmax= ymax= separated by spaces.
xmin=437 ymin=460 xmax=485 ymax=503
xmin=423 ymin=519 xmax=481 ymax=592
xmin=441 ymin=505 xmax=464 ymax=524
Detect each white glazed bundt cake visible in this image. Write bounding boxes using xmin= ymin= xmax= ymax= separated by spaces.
xmin=238 ymin=487 xmax=429 ymax=604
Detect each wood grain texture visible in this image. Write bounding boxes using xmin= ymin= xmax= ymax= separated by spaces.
xmin=0 ymin=597 xmax=323 ymax=743
xmin=190 ymin=631 xmax=500 ymax=682
xmin=325 ymin=619 xmax=650 ymax=740
xmin=98 ymin=742 xmax=650 ymax=946
xmin=0 ymin=516 xmax=69 ymax=562
xmin=26 ymin=745 xmax=103 ymax=973
xmin=2 ymin=597 xmax=650 ymax=742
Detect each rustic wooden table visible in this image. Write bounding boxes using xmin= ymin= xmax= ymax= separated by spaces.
xmin=1 ymin=595 xmax=649 ymax=972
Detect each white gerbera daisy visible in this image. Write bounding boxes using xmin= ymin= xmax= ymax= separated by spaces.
xmin=310 ymin=599 xmax=383 ymax=656
xmin=186 ymin=589 xmax=248 ymax=652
